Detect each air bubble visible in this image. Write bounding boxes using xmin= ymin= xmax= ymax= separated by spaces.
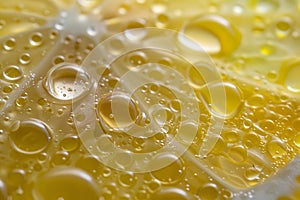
xmin=2 ymin=65 xmax=23 ymax=81
xmin=43 ymin=63 xmax=91 ymax=101
xmin=9 ymin=119 xmax=51 ymax=155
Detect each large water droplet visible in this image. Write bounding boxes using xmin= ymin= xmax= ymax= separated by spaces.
xmin=151 ymin=154 xmax=185 ymax=184
xmin=197 ymin=183 xmax=219 ymax=200
xmin=278 ymin=60 xmax=300 ymax=93
xmin=151 ymin=187 xmax=191 ymax=200
xmin=9 ymin=119 xmax=51 ymax=155
xmin=199 ymin=82 xmax=243 ymax=118
xmin=180 ymin=15 xmax=241 ymax=55
xmin=33 ymin=167 xmax=100 ymax=200
xmin=44 ymin=63 xmax=91 ymax=101
xmin=96 ymin=92 xmax=140 ymax=131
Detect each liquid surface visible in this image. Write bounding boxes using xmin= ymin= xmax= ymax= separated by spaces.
xmin=1 ymin=0 xmax=300 ymax=200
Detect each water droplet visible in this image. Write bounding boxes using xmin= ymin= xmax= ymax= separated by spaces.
xmin=156 ymin=13 xmax=169 ymax=28
xmin=0 ymin=20 xmax=5 ymax=29
xmin=52 ymin=56 xmax=65 ymax=65
xmin=228 ymin=145 xmax=248 ymax=163
xmin=119 ymin=172 xmax=137 ymax=187
xmin=260 ymin=43 xmax=275 ymax=55
xmin=51 ymin=151 xmax=70 ymax=166
xmin=294 ymin=118 xmax=300 ymax=133
xmin=223 ymin=130 xmax=240 ymax=143
xmin=19 ymin=53 xmax=31 ymax=65
xmin=151 ymin=154 xmax=185 ymax=184
xmin=0 ymin=179 xmax=7 ymax=200
xmin=43 ymin=63 xmax=91 ymax=101
xmin=7 ymin=169 xmax=25 ymax=187
xmin=151 ymin=0 xmax=167 ymax=13
xmin=197 ymin=183 xmax=219 ymax=200
xmin=60 ymin=136 xmax=80 ymax=152
xmin=33 ymin=167 xmax=100 ymax=200
xmin=244 ymin=166 xmax=261 ymax=181
xmin=245 ymin=94 xmax=266 ymax=108
xmin=250 ymin=0 xmax=279 ymax=13
xmin=127 ymin=51 xmax=147 ymax=69
xmin=180 ymin=15 xmax=241 ymax=55
xmin=96 ymin=92 xmax=140 ymax=131
xmin=3 ymin=37 xmax=16 ymax=51
xmin=9 ymin=119 xmax=52 ymax=154
xmin=29 ymin=32 xmax=43 ymax=46
xmin=2 ymin=65 xmax=23 ymax=81
xmin=107 ymin=38 xmax=124 ymax=55
xmin=199 ymin=82 xmax=243 ymax=118
xmin=275 ymin=16 xmax=292 ymax=38
xmin=124 ymin=19 xmax=147 ymax=41
xmin=2 ymin=85 xmax=13 ymax=93
xmin=232 ymin=5 xmax=244 ymax=15
xmin=87 ymin=26 xmax=97 ymax=36
xmin=267 ymin=140 xmax=287 ymax=159
xmin=258 ymin=119 xmax=274 ymax=131
xmin=15 ymin=97 xmax=27 ymax=107
xmin=118 ymin=3 xmax=130 ymax=15
xmin=152 ymin=188 xmax=191 ymax=200
xmin=75 ymin=155 xmax=103 ymax=177
xmin=278 ymin=60 xmax=300 ymax=93
xmin=115 ymin=151 xmax=133 ymax=168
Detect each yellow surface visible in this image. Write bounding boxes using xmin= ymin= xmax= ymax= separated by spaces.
xmin=1 ymin=0 xmax=300 ymax=199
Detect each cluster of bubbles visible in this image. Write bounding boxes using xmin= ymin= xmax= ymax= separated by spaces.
xmin=1 ymin=0 xmax=300 ymax=200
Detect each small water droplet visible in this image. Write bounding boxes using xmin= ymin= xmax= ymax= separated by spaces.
xmin=19 ymin=53 xmax=31 ymax=65
xmin=3 ymin=37 xmax=16 ymax=51
xmin=29 ymin=32 xmax=43 ymax=46
xmin=2 ymin=65 xmax=23 ymax=81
